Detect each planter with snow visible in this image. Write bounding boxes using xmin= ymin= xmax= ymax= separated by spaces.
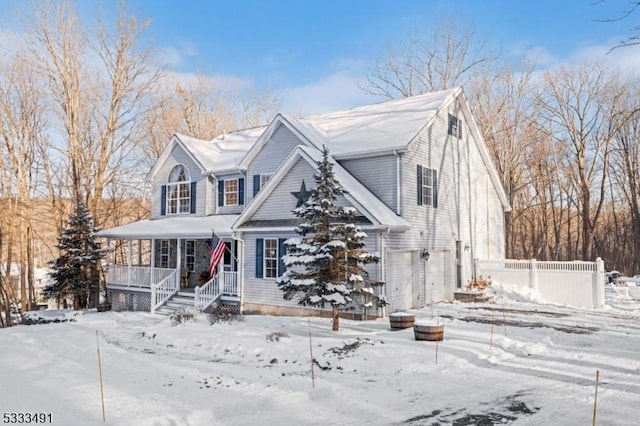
xmin=414 ymin=321 xmax=444 ymax=341
xmin=389 ymin=312 xmax=415 ymax=330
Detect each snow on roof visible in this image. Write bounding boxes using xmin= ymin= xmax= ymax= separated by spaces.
xmin=176 ymin=127 xmax=264 ymax=173
xmin=303 ymin=89 xmax=458 ymax=156
xmin=97 ymin=215 xmax=239 ymax=239
xmin=196 ymin=89 xmax=458 ymax=173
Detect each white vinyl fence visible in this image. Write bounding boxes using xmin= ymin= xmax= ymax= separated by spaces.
xmin=475 ymin=258 xmax=605 ymax=308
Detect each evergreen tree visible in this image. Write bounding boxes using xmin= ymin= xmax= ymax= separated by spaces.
xmin=44 ymin=202 xmax=106 ymax=309
xmin=277 ymin=146 xmax=386 ymax=331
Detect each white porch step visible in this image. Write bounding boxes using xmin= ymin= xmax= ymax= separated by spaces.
xmin=154 ymin=290 xmax=239 ymax=316
xmin=155 ymin=292 xmax=196 ymax=316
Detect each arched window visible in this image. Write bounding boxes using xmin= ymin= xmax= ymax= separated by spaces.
xmin=166 ymin=165 xmax=191 ymax=214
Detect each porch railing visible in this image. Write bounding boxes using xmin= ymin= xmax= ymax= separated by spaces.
xmin=151 ymin=269 xmax=179 ymax=314
xmin=194 ymin=271 xmax=239 ymax=311
xmin=222 ymin=271 xmax=238 ymax=295
xmin=106 ymin=265 xmax=176 ymax=288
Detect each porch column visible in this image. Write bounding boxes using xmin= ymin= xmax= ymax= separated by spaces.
xmin=231 ymin=240 xmax=236 ymax=272
xmin=219 ymin=259 xmax=225 ymax=292
xmin=176 ymin=238 xmax=183 ymax=291
xmin=238 ymin=237 xmax=244 ymax=313
xmin=106 ymin=238 xmax=111 ymax=285
xmin=150 ymin=239 xmax=155 ymax=287
xmin=177 ymin=238 xmax=182 ymax=270
xmin=137 ymin=239 xmax=143 ymax=266
xmin=127 ymin=239 xmax=132 ymax=285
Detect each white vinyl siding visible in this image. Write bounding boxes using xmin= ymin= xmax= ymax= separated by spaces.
xmin=338 ymin=154 xmax=397 ymax=211
xmin=246 ymin=123 xmax=306 ymax=202
xmin=395 ymin=97 xmax=506 ymax=300
xmin=248 ymin=159 xmax=357 ymax=221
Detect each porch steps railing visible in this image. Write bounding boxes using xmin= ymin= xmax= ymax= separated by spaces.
xmin=150 ymin=270 xmax=179 ymax=314
xmin=194 ymin=275 xmax=223 ymax=311
xmin=154 ymin=272 xmax=236 ymax=315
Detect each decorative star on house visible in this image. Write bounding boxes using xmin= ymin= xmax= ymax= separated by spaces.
xmin=291 ymin=180 xmax=312 ymax=208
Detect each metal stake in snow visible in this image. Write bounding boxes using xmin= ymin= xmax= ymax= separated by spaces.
xmin=96 ymin=330 xmax=106 ymax=422
xmin=489 ymin=307 xmax=495 ymax=350
xmin=435 ymin=312 xmax=440 ymax=365
xmin=592 ymin=370 xmax=600 ymax=426
xmin=502 ymin=295 xmax=507 ymax=336
xmin=308 ymin=317 xmax=315 ymax=388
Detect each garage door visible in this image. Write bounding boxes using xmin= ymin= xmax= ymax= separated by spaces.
xmin=424 ymin=251 xmax=447 ymax=304
xmin=387 ymin=251 xmax=414 ymax=312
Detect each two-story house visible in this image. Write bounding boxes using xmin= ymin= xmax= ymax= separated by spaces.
xmin=98 ymin=87 xmax=510 ymax=316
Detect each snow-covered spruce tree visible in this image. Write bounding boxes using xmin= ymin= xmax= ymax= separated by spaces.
xmin=45 ymin=202 xmax=106 ymax=309
xmin=277 ymin=145 xmax=386 ymax=331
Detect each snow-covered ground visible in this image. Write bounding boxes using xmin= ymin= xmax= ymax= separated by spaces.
xmin=1 ymin=283 xmax=640 ymax=426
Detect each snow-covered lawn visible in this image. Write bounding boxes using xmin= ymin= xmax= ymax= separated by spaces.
xmin=1 ymin=284 xmax=640 ymax=425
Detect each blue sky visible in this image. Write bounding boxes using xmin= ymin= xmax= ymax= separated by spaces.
xmin=2 ymin=0 xmax=640 ymax=115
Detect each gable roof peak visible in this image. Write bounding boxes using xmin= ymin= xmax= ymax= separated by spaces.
xmin=235 ymin=144 xmax=410 ymax=231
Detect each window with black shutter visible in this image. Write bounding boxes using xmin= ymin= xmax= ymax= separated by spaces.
xmin=417 ymin=165 xmax=438 ymax=208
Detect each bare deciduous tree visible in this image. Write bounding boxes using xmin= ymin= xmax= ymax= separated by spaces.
xmin=609 ymin=92 xmax=640 ymax=271
xmin=596 ymin=0 xmax=640 ymax=50
xmin=468 ymin=63 xmax=540 ymax=257
xmin=537 ymin=63 xmax=633 ymax=260
xmin=0 ymin=54 xmax=47 ymax=313
xmin=141 ymin=74 xmax=279 ymax=168
xmin=27 ymin=0 xmax=161 ymax=226
xmin=363 ymin=22 xmax=495 ymax=98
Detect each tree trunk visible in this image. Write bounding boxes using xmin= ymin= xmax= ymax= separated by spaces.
xmin=27 ymin=226 xmax=35 ymax=309
xmin=0 ymin=230 xmax=9 ymax=327
xmin=332 ymin=305 xmax=339 ymax=331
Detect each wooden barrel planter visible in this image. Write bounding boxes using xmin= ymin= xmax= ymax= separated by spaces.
xmin=414 ymin=322 xmax=444 ymax=341
xmin=389 ymin=313 xmax=415 ymax=330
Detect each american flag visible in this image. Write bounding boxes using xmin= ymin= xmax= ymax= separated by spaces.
xmin=209 ymin=230 xmax=225 ymax=277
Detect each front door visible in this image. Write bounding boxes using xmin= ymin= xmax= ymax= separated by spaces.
xmin=223 ymin=241 xmax=237 ymax=272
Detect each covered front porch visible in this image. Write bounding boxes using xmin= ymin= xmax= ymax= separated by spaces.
xmin=97 ymin=215 xmax=242 ymax=313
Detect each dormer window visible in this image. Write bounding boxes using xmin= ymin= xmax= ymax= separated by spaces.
xmin=217 ymin=177 xmax=245 ymax=207
xmin=166 ymin=165 xmax=192 ymax=214
xmin=224 ymin=179 xmax=239 ymax=206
